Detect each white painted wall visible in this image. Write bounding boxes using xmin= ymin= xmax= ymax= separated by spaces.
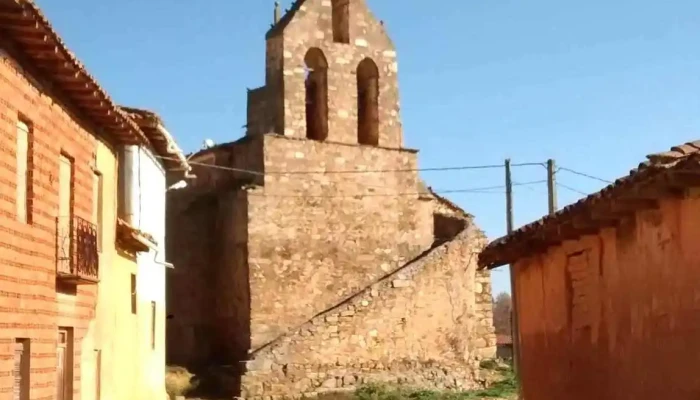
xmin=120 ymin=144 xmax=169 ymax=400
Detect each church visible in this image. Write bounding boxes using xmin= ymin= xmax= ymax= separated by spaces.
xmin=164 ymin=0 xmax=496 ymax=397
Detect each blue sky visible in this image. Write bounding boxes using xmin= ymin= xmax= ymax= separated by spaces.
xmin=37 ymin=0 xmax=700 ymax=295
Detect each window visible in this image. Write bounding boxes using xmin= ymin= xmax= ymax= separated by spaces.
xmin=357 ymin=58 xmax=380 ymax=146
xmin=130 ymin=274 xmax=137 ymax=314
xmin=151 ymin=301 xmax=157 ymax=349
xmin=56 ymin=328 xmax=73 ymax=400
xmin=57 ymin=154 xmax=74 ymax=276
xmin=16 ymin=119 xmax=32 ymax=223
xmin=304 ymin=48 xmax=329 ymax=141
xmin=94 ymin=349 xmax=101 ymax=400
xmin=566 ymin=250 xmax=592 ymax=331
xmin=92 ymin=171 xmax=103 ymax=252
xmin=14 ymin=339 xmax=30 ymax=400
xmin=331 ymin=0 xmax=350 ymax=43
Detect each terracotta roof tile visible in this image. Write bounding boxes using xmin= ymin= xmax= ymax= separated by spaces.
xmin=120 ymin=107 xmax=190 ymax=171
xmin=478 ymin=140 xmax=700 ymax=269
xmin=0 ymin=0 xmax=189 ymax=171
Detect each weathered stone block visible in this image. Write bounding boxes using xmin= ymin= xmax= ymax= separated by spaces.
xmin=392 ymin=279 xmax=411 ymax=288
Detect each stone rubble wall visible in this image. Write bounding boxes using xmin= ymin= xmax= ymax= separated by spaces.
xmin=245 ymin=135 xmax=435 ymax=349
xmin=241 ymin=226 xmax=497 ymax=399
xmin=166 ymin=137 xmax=264 ymax=366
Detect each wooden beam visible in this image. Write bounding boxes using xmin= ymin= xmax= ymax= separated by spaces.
xmin=26 ymin=46 xmax=61 ymax=61
xmin=63 ymin=82 xmax=99 ymax=97
xmin=589 ymin=198 xmax=657 ymax=221
xmin=36 ymin=59 xmax=73 ymax=72
xmin=0 ymin=10 xmax=30 ymax=22
xmin=82 ymin=101 xmax=106 ymax=110
xmin=54 ymin=72 xmax=83 ymax=83
xmin=15 ymin=34 xmax=50 ymax=46
xmin=666 ymin=171 xmax=700 ymax=188
xmin=0 ymin=19 xmax=41 ymax=34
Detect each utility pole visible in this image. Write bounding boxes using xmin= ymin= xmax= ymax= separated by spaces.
xmin=547 ymin=159 xmax=558 ymax=215
xmin=505 ymin=159 xmax=514 ymax=234
xmin=505 ymin=159 xmax=520 ymax=386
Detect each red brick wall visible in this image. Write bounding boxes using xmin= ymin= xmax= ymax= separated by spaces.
xmin=0 ymin=40 xmax=105 ymax=400
xmin=514 ymin=195 xmax=700 ymax=400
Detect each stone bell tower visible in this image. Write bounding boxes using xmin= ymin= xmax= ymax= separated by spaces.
xmin=246 ymin=0 xmax=403 ymax=149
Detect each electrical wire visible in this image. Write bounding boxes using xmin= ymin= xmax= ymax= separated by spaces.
xmin=248 ymin=180 xmax=547 ymax=198
xmin=557 ymin=182 xmax=589 ymax=196
xmin=158 ymin=155 xmax=544 ymax=176
xmin=557 ymin=166 xmax=612 ymax=184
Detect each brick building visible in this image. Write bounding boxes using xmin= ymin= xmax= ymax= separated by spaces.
xmin=0 ymin=1 xmax=189 ymax=399
xmin=166 ymin=1 xmax=496 ymax=398
xmin=479 ymin=141 xmax=700 ymax=400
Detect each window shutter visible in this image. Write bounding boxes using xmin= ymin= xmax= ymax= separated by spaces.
xmin=16 ymin=121 xmax=29 ymax=223
xmin=13 ymin=341 xmax=24 ymax=400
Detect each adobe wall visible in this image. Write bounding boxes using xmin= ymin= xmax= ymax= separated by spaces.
xmin=246 ymin=135 xmax=435 ymax=349
xmin=514 ymin=193 xmax=700 ymax=400
xmin=241 ymin=226 xmax=496 ymax=399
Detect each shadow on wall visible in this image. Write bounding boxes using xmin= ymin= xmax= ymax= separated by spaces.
xmin=165 ymin=188 xmax=252 ymax=399
xmin=433 ymin=214 xmax=467 ymax=245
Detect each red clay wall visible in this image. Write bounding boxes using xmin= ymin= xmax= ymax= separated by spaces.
xmin=514 ymin=193 xmax=700 ymax=400
xmin=0 ymin=40 xmax=103 ymax=399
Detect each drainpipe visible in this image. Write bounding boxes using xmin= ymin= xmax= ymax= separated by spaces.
xmin=120 ymin=146 xmax=137 ymax=225
xmin=155 ymin=123 xmax=195 ymax=180
xmin=151 ymin=124 xmax=191 ymax=270
xmin=132 ymin=235 xmax=174 ymax=269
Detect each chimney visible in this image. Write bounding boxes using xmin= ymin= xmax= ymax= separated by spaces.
xmin=274 ymin=1 xmax=281 ymax=24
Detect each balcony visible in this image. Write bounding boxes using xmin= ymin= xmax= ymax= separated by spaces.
xmin=56 ymin=216 xmax=99 ymax=284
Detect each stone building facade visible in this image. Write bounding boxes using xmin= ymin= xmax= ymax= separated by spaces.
xmin=165 ymin=0 xmax=496 ymax=397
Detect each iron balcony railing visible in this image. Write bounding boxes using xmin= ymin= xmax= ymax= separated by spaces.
xmin=56 ymin=216 xmax=99 ymax=283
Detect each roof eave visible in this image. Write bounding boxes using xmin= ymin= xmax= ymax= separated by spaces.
xmin=477 ymin=155 xmax=700 ymax=270
xmin=119 ymin=106 xmax=191 ymax=173
xmin=0 ymin=0 xmax=150 ymax=147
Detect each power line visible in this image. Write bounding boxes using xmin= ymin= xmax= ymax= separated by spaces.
xmin=557 ymin=182 xmax=589 ymax=196
xmin=248 ymin=180 xmax=547 ymax=198
xmin=558 ymin=166 xmax=612 ymax=184
xmin=160 ymin=155 xmax=544 ymax=176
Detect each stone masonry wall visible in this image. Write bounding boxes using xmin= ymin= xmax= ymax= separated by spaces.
xmin=165 ymin=2 xmax=498 ymax=393
xmin=241 ymin=226 xmax=496 ymax=399
xmin=253 ymin=0 xmax=402 ymax=148
xmin=166 ymin=137 xmax=264 ymax=366
xmin=246 ymin=135 xmax=434 ymax=349
xmin=165 ymin=191 xmax=220 ymax=365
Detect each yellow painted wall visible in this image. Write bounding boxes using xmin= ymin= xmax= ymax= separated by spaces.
xmin=77 ymin=141 xmax=167 ymax=400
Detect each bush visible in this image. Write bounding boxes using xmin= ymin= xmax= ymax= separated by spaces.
xmin=165 ymin=365 xmax=199 ymax=398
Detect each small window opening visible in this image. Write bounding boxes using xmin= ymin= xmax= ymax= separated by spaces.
xmin=16 ymin=118 xmax=33 ymax=224
xmin=357 ymin=58 xmax=380 ymax=146
xmin=332 ymin=0 xmax=350 ymax=43
xmin=151 ymin=301 xmax=156 ymax=349
xmin=14 ymin=338 xmax=30 ymax=400
xmin=92 ymin=171 xmax=103 ymax=252
xmin=305 ymin=48 xmax=329 ymax=141
xmin=130 ymin=274 xmax=137 ymax=314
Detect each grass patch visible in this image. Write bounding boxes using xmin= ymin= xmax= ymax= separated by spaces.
xmin=345 ymin=371 xmax=517 ymax=400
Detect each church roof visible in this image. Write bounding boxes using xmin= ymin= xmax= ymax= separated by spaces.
xmin=266 ymin=0 xmax=305 ymax=39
